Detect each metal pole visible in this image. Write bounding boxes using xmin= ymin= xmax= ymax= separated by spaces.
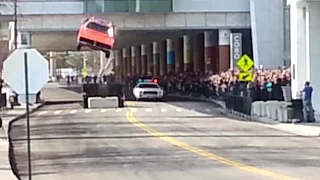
xmin=14 ymin=0 xmax=18 ymax=50
xmin=24 ymin=52 xmax=32 ymax=180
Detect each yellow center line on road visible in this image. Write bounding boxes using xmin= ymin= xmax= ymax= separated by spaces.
xmin=125 ymin=102 xmax=300 ymax=180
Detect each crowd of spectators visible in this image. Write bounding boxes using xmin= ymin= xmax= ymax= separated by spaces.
xmin=157 ymin=67 xmax=291 ymax=102
xmin=76 ymin=66 xmax=292 ymax=102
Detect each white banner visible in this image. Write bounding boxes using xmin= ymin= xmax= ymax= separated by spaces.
xmin=230 ymin=33 xmax=242 ymax=68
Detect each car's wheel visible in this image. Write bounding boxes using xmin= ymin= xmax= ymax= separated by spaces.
xmin=105 ymin=51 xmax=110 ymax=58
xmin=77 ymin=44 xmax=81 ymax=51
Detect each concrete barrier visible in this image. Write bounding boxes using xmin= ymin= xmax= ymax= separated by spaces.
xmin=252 ymin=101 xmax=293 ymax=122
xmin=266 ymin=101 xmax=277 ymax=119
xmin=88 ymin=96 xmax=119 ymax=108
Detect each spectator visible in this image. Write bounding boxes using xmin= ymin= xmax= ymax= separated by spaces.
xmin=302 ymin=81 xmax=315 ymax=122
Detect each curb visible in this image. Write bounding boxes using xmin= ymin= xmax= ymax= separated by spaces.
xmin=7 ymin=102 xmax=46 ymax=180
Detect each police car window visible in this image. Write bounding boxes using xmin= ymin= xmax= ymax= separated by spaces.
xmin=138 ymin=84 xmax=159 ymax=88
xmin=86 ymin=22 xmax=108 ymax=33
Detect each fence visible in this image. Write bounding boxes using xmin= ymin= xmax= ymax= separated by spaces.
xmin=164 ymin=82 xmax=252 ymax=119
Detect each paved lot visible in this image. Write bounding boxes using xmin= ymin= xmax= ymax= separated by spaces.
xmin=8 ymin=99 xmax=320 ymax=180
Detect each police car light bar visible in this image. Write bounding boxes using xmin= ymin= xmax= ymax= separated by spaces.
xmin=138 ymin=78 xmax=158 ymax=83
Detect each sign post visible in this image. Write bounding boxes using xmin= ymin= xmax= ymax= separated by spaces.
xmin=236 ymin=54 xmax=254 ymax=82
xmin=3 ymin=48 xmax=49 ymax=180
xmin=24 ymin=52 xmax=32 ymax=180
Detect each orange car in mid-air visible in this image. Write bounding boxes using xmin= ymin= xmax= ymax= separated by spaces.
xmin=77 ymin=17 xmax=117 ymax=58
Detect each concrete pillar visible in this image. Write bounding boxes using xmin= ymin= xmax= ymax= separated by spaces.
xmin=141 ymin=44 xmax=147 ymax=75
xmin=100 ymin=51 xmax=104 ymax=71
xmin=122 ymin=48 xmax=127 ymax=77
xmin=193 ymin=34 xmax=204 ymax=73
xmin=131 ymin=46 xmax=136 ymax=76
xmin=290 ymin=1 xmax=307 ymax=100
xmin=250 ymin=0 xmax=284 ymax=68
xmin=218 ymin=29 xmax=231 ymax=72
xmin=290 ymin=0 xmax=320 ymax=111
xmin=174 ymin=37 xmax=183 ymax=74
xmin=308 ymin=1 xmax=320 ymax=111
xmin=135 ymin=45 xmax=141 ymax=76
xmin=147 ymin=43 xmax=153 ymax=75
xmin=183 ymin=35 xmax=193 ymax=72
xmin=152 ymin=42 xmax=160 ymax=76
xmin=204 ymin=31 xmax=218 ymax=74
xmin=166 ymin=39 xmax=175 ymax=73
xmin=115 ymin=50 xmax=121 ymax=82
xmin=110 ymin=51 xmax=115 ymax=76
xmin=126 ymin=48 xmax=132 ymax=76
xmin=49 ymin=51 xmax=56 ymax=78
xmin=159 ymin=40 xmax=167 ymax=76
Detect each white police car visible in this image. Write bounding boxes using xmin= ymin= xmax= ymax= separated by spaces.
xmin=133 ymin=79 xmax=164 ymax=101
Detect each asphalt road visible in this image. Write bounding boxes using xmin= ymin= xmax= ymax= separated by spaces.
xmin=10 ymin=100 xmax=320 ymax=180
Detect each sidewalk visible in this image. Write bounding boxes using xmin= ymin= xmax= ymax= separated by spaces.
xmin=0 ymin=103 xmax=44 ymax=180
xmin=41 ymin=83 xmax=82 ymax=102
xmin=169 ymin=94 xmax=320 ymax=137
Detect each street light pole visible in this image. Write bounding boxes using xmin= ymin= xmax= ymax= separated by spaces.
xmin=13 ymin=0 xmax=18 ymax=50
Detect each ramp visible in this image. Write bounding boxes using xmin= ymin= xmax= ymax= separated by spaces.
xmin=41 ymin=83 xmax=82 ymax=103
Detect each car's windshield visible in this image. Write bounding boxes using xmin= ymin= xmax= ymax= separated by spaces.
xmin=86 ymin=22 xmax=108 ymax=33
xmin=138 ymin=83 xmax=159 ymax=88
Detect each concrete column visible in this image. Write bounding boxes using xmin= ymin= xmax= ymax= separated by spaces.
xmin=290 ymin=0 xmax=320 ymax=111
xmin=166 ymin=39 xmax=175 ymax=73
xmin=110 ymin=51 xmax=115 ymax=76
xmin=152 ymin=42 xmax=160 ymax=76
xmin=218 ymin=29 xmax=231 ymax=72
xmin=49 ymin=51 xmax=56 ymax=78
xmin=183 ymin=35 xmax=193 ymax=72
xmin=126 ymin=48 xmax=132 ymax=76
xmin=250 ymin=0 xmax=284 ymax=68
xmin=147 ymin=43 xmax=153 ymax=75
xmin=193 ymin=34 xmax=204 ymax=73
xmin=290 ymin=1 xmax=307 ymax=100
xmin=141 ymin=44 xmax=147 ymax=75
xmin=159 ymin=40 xmax=167 ymax=76
xmin=135 ymin=45 xmax=141 ymax=76
xmin=204 ymin=31 xmax=218 ymax=74
xmin=100 ymin=51 xmax=105 ymax=72
xmin=115 ymin=50 xmax=121 ymax=82
xmin=308 ymin=1 xmax=320 ymax=111
xmin=174 ymin=37 xmax=183 ymax=74
xmin=122 ymin=48 xmax=127 ymax=77
xmin=131 ymin=46 xmax=136 ymax=76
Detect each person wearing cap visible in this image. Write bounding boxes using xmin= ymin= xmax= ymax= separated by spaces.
xmin=302 ymin=81 xmax=315 ymax=122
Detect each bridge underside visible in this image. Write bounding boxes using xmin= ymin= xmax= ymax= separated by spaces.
xmin=31 ymin=29 xmax=209 ymax=53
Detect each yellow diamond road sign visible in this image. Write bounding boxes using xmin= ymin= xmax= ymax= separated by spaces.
xmin=82 ymin=68 xmax=88 ymax=77
xmin=238 ymin=72 xmax=253 ymax=82
xmin=236 ymin=54 xmax=254 ymax=72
